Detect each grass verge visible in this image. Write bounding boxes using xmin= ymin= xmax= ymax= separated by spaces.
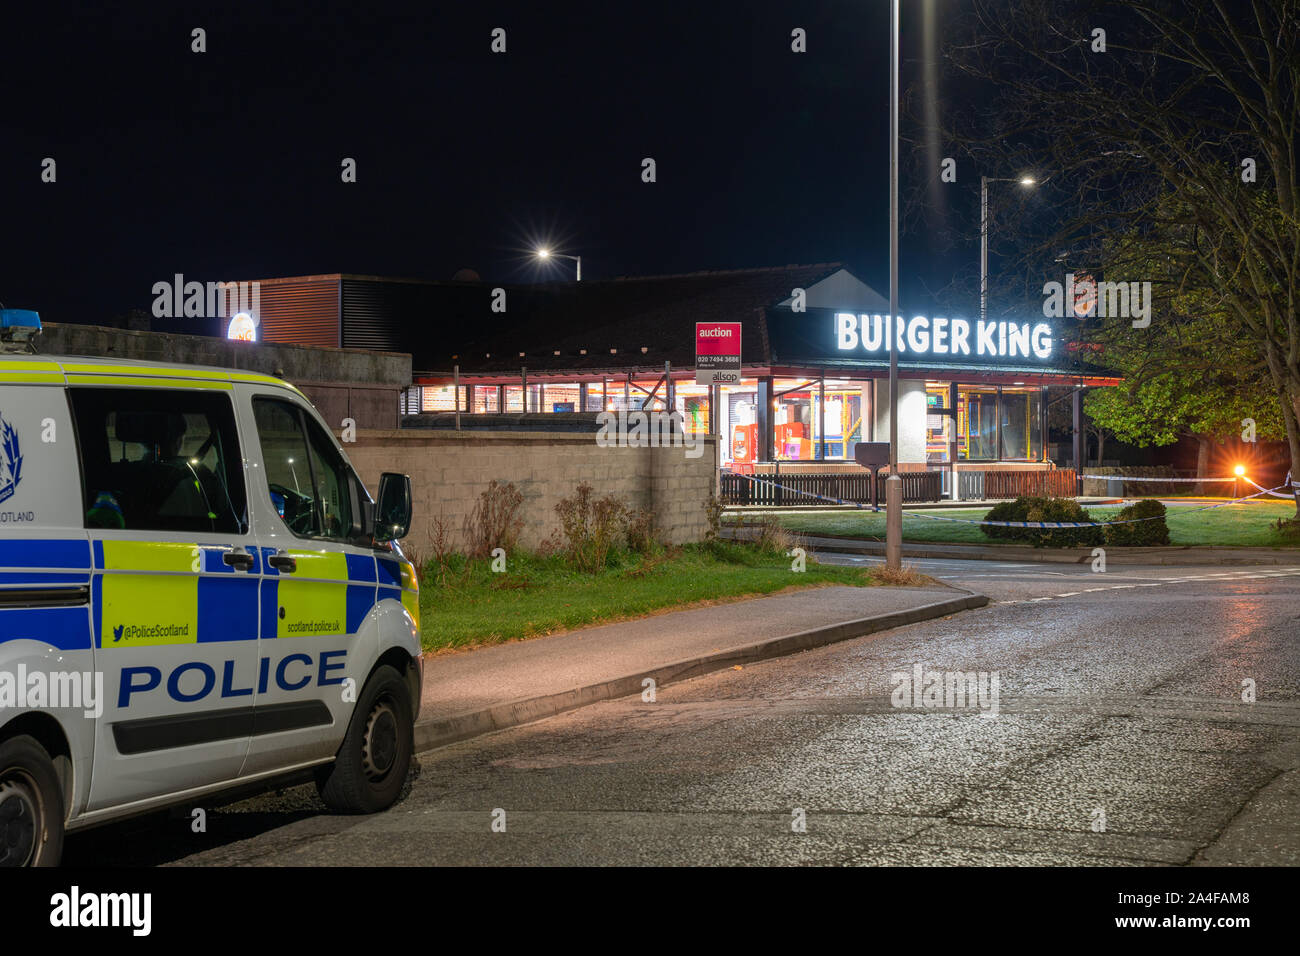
xmin=747 ymin=500 xmax=1300 ymax=549
xmin=417 ymin=540 xmax=885 ymax=653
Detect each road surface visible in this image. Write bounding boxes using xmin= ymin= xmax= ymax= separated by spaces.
xmin=66 ymin=557 xmax=1300 ymax=866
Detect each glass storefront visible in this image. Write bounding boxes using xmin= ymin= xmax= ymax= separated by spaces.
xmin=925 ymin=384 xmax=951 ymax=463
xmin=674 ymin=384 xmax=710 ymax=436
xmin=419 ymin=374 xmax=1044 ymax=465
xmin=958 ymin=386 xmax=999 ymax=460
xmin=819 ymin=380 xmax=866 ymax=461
xmin=540 ymin=383 xmax=581 ymax=412
xmin=1000 ymin=387 xmax=1042 ymax=461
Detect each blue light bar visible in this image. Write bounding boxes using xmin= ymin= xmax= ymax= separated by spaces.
xmin=0 ymin=309 xmax=41 ymax=331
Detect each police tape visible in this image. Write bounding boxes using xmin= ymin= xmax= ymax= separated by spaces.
xmin=1077 ymin=474 xmax=1239 ymax=482
xmin=1245 ymin=477 xmax=1300 ymax=500
xmin=727 ymin=472 xmax=1287 ymax=528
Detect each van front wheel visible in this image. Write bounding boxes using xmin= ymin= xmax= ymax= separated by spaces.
xmin=316 ymin=665 xmax=413 ymax=814
xmin=0 ymin=735 xmax=65 ymax=867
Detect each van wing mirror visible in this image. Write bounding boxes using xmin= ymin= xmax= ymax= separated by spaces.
xmin=374 ymin=473 xmax=412 ymax=541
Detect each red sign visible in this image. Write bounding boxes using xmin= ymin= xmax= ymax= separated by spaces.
xmin=696 ymin=322 xmax=741 ymax=384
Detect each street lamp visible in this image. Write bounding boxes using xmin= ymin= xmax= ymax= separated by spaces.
xmin=535 ymin=247 xmax=581 ymax=281
xmin=980 ymin=175 xmax=1038 ymax=323
xmin=886 ymin=0 xmax=902 ymax=570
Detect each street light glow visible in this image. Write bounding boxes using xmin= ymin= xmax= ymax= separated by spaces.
xmin=1019 ymin=176 xmax=1037 ymax=185
xmin=1234 ymin=464 xmax=1246 ymax=476
xmin=536 ymin=248 xmax=550 ymax=258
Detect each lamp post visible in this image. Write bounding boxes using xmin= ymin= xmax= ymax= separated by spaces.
xmin=535 ymin=248 xmax=581 ymax=281
xmin=980 ymin=175 xmax=1038 ymax=323
xmin=886 ymin=0 xmax=902 ymax=570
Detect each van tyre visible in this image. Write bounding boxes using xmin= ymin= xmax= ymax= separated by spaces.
xmin=316 ymin=665 xmax=413 ymax=814
xmin=0 ymin=735 xmax=65 ymax=867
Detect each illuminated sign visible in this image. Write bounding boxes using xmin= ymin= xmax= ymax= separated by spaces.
xmin=226 ymin=312 xmax=257 ymax=342
xmin=833 ymin=313 xmax=1053 ymax=360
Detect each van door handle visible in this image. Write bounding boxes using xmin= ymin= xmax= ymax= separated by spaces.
xmin=222 ymin=549 xmax=255 ymax=571
xmin=267 ymin=551 xmax=297 ymax=573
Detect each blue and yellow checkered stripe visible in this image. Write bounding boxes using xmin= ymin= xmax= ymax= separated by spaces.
xmin=2 ymin=539 xmax=405 ymax=649
xmin=0 ymin=538 xmax=93 ymax=650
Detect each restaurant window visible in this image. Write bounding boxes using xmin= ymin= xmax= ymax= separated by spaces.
xmin=629 ymin=380 xmax=667 ymax=411
xmin=958 ymin=386 xmax=998 ymax=460
xmin=925 ymin=384 xmax=952 ymax=463
xmin=471 ymin=387 xmax=500 ymax=413
xmin=584 ymin=382 xmax=606 ymax=411
xmin=675 ymin=385 xmax=710 ymax=436
xmin=1000 ymin=387 xmax=1042 ymax=461
xmin=817 ymin=380 xmax=866 ymax=461
xmin=503 ymin=385 xmax=524 ymax=412
xmin=774 ymin=379 xmax=816 ymax=461
xmin=420 ymin=386 xmax=461 ymax=412
xmin=542 ymin=383 xmax=581 ymax=412
xmin=723 ymin=384 xmax=760 ymax=464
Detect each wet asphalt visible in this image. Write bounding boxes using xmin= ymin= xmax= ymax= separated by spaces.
xmin=65 ymin=557 xmax=1300 ymax=866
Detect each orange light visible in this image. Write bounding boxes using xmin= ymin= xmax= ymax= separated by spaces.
xmin=1233 ymin=465 xmax=1246 ymax=477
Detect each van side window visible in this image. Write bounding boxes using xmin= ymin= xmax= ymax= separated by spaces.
xmin=252 ymin=398 xmax=354 ymax=540
xmin=69 ymin=388 xmax=248 ymax=534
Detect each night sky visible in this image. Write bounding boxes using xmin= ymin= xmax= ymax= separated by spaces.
xmin=3 ymin=1 xmax=1015 ymax=326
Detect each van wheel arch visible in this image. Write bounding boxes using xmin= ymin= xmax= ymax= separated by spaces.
xmin=0 ymin=713 xmax=73 ymax=821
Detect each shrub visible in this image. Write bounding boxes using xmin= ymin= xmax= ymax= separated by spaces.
xmin=555 ymin=482 xmax=627 ymax=572
xmin=1272 ymin=516 xmax=1300 ymax=539
xmin=982 ymin=495 xmax=1104 ymax=548
xmin=751 ymin=515 xmax=802 ymax=555
xmin=1104 ymin=499 xmax=1171 ymax=546
xmin=624 ymin=507 xmax=660 ymax=555
xmin=463 ymin=480 xmax=525 ymax=559
xmin=404 ymin=511 xmax=461 ymax=588
xmin=981 ymin=499 xmax=1027 ymax=542
xmin=703 ymin=494 xmax=724 ymax=541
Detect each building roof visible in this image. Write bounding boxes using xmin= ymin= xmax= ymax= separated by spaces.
xmin=425 ymin=263 xmax=848 ymax=374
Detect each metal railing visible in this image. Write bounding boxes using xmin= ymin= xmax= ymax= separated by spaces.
xmin=720 ymin=470 xmax=942 ymax=506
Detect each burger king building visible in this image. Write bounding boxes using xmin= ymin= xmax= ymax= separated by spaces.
xmin=238 ymin=264 xmax=1119 ymax=496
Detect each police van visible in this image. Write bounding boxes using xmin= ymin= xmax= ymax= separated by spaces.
xmin=0 ymin=310 xmax=422 ymax=866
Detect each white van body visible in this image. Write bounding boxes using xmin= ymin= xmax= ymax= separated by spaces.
xmin=0 ymin=353 xmax=421 ymax=866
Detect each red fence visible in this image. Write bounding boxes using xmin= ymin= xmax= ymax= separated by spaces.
xmin=981 ymin=469 xmax=1077 ymax=499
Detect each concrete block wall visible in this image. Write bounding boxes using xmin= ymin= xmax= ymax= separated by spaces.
xmin=342 ymin=429 xmax=719 ymax=553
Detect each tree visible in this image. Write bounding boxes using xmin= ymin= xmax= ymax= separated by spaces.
xmin=943 ymin=0 xmax=1300 ymax=514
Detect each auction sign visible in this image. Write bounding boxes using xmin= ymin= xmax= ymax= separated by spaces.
xmin=695 ymin=322 xmax=741 ymax=385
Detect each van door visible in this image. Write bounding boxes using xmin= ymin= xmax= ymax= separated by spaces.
xmin=0 ymin=377 xmax=96 ymax=822
xmin=236 ymin=389 xmax=376 ymax=774
xmin=69 ymin=386 xmax=261 ymax=811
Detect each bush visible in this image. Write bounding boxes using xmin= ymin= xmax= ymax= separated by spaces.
xmin=1105 ymin=499 xmax=1171 ymax=546
xmin=703 ymin=494 xmax=724 ymax=541
xmin=1272 ymin=516 xmax=1300 ymax=539
xmin=463 ymin=480 xmax=525 ymax=559
xmin=624 ymin=507 xmax=661 ymax=555
xmin=981 ymin=496 xmax=1104 ymax=548
xmin=555 ymin=482 xmax=627 ymax=572
xmin=731 ymin=513 xmax=802 ymax=556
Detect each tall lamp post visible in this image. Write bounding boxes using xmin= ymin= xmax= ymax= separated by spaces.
xmin=885 ymin=0 xmax=902 ymax=570
xmin=980 ymin=175 xmax=1038 ymax=323
xmin=535 ymin=248 xmax=581 ymax=281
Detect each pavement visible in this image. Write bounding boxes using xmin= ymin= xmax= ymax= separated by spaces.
xmin=414 ymin=583 xmax=988 ymax=753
